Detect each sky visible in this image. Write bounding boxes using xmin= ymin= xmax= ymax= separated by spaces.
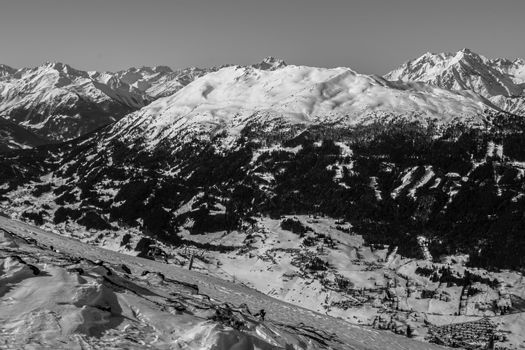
xmin=0 ymin=0 xmax=524 ymax=74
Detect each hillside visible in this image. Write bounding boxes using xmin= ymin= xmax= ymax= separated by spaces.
xmin=0 ymin=215 xmax=446 ymax=349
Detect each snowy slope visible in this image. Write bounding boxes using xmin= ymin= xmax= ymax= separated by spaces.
xmin=385 ymin=49 xmax=525 ymax=115
xmin=0 ymin=216 xmax=447 ymax=350
xmin=110 ymin=63 xmax=490 ymax=150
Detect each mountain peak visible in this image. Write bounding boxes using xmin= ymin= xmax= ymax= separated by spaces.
xmin=151 ymin=65 xmax=173 ymax=74
xmin=458 ymin=47 xmax=475 ymax=55
xmin=452 ymin=48 xmax=487 ymax=63
xmin=43 ymin=61 xmax=69 ymax=69
xmin=252 ymin=56 xmax=287 ymax=70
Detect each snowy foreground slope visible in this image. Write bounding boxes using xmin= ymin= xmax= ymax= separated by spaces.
xmin=0 ymin=216 xmax=445 ymax=350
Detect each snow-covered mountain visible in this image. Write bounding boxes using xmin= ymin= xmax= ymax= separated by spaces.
xmin=0 ymin=57 xmax=290 ymax=146
xmin=385 ymin=48 xmax=525 ymax=115
xmin=110 ymin=62 xmax=491 ymax=151
xmin=251 ymin=56 xmax=287 ymax=71
xmin=0 ymin=53 xmax=506 ymax=149
xmin=0 ymin=62 xmax=150 ymax=142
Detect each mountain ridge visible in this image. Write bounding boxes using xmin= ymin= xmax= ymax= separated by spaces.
xmin=2 ymin=51 xmax=523 ymax=148
xmin=0 ymin=57 xmax=292 ymax=146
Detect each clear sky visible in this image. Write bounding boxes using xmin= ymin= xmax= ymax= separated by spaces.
xmin=1 ymin=0 xmax=524 ymax=74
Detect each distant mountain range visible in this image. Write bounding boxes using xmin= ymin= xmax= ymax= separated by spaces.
xmin=1 ymin=50 xmax=524 ymax=150
xmin=0 ymin=61 xmax=216 ymax=146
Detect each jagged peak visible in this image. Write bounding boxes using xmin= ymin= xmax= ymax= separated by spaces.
xmin=458 ymin=47 xmax=476 ymax=55
xmin=451 ymin=48 xmax=488 ymax=64
xmin=388 ymin=49 xmax=496 ymax=76
xmin=252 ymin=56 xmax=287 ymax=71
xmin=42 ymin=61 xmax=72 ymax=70
xmin=262 ymin=56 xmax=286 ymax=64
xmin=406 ymin=49 xmax=486 ymax=65
xmin=34 ymin=61 xmax=89 ymax=78
xmin=385 ymin=48 xmax=525 ymax=101
xmin=151 ymin=65 xmax=173 ymax=74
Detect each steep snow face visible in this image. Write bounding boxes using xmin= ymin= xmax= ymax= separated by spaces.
xmin=385 ymin=49 xmax=525 ymax=114
xmin=0 ymin=62 xmax=149 ymax=142
xmin=111 ymin=64 xmax=489 ymax=149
